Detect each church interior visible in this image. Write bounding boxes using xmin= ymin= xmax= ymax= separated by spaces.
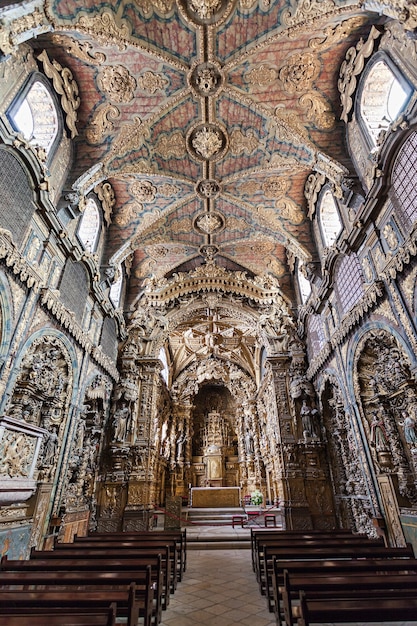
xmin=1 ymin=0 xmax=417 ymax=562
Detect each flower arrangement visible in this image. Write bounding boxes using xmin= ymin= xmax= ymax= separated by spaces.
xmin=251 ymin=489 xmax=263 ymax=506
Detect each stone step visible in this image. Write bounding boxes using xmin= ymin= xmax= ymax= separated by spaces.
xmin=188 ymin=540 xmax=251 ymax=550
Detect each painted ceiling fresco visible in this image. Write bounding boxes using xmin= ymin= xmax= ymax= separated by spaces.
xmin=32 ymin=0 xmax=375 ymax=312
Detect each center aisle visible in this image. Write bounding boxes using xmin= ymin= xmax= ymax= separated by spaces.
xmin=159 ymin=547 xmax=276 ymax=626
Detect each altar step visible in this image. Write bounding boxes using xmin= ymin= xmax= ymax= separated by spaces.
xmin=184 ymin=507 xmax=247 ymax=527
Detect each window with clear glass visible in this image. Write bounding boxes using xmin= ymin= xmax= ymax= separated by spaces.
xmin=78 ymin=197 xmax=101 ymax=252
xmin=297 ymin=262 xmax=311 ymax=304
xmin=319 ymin=189 xmax=342 ymax=247
xmin=307 ymin=314 xmax=325 ymax=356
xmin=359 ymin=59 xmax=411 ymax=146
xmin=9 ymin=80 xmax=59 ymax=155
xmin=335 ymin=254 xmax=364 ymax=316
xmin=109 ymin=270 xmax=123 ymax=308
xmin=390 ymin=131 xmax=417 ymax=231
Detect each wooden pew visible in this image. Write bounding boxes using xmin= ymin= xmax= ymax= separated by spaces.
xmin=0 ymin=567 xmax=155 ymax=626
xmin=2 ymin=554 xmax=165 ymax=619
xmin=259 ymin=542 xmax=415 ymax=611
xmin=252 ymin=532 xmax=382 ymax=577
xmin=81 ymin=529 xmax=187 ymax=576
xmin=0 ymin=588 xmax=135 ymax=624
xmin=298 ymin=591 xmax=417 ymax=625
xmin=280 ymin=568 xmax=417 ymax=626
xmin=18 ymin=550 xmax=168 ymax=614
xmin=271 ymin=555 xmax=417 ymax=624
xmin=48 ymin=540 xmax=179 ymax=592
xmin=0 ymin=604 xmax=117 ymax=626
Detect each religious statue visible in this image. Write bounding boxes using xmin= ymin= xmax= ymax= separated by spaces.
xmin=402 ymin=412 xmax=417 ymax=445
xmin=370 ymin=410 xmax=389 ymax=451
xmin=43 ymin=426 xmax=59 ymax=465
xmin=300 ymin=399 xmax=318 ymax=438
xmin=113 ymin=402 xmax=130 ymax=442
xmin=176 ymin=431 xmax=186 ymax=460
xmin=245 ymin=429 xmax=254 ymax=455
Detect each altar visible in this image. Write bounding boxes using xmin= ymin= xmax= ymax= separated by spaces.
xmin=191 ymin=487 xmax=241 ymax=508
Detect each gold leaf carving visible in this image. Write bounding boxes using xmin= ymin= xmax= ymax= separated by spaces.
xmin=276 ymin=198 xmax=304 ymax=224
xmin=138 ymin=71 xmax=168 ymax=93
xmin=159 ymin=183 xmax=180 ymax=196
xmin=37 ymin=50 xmax=80 ymax=138
xmin=115 ymin=202 xmax=143 ymax=226
xmin=262 ymin=176 xmax=291 ymax=199
xmin=95 ymin=182 xmax=116 ymax=225
xmin=299 ymin=91 xmax=335 ymax=129
xmin=283 ymin=0 xmax=337 ymax=28
xmin=309 ymin=16 xmax=367 ymax=51
xmin=109 ymin=117 xmax=148 ymax=158
xmin=135 ymin=0 xmax=176 ymax=16
xmin=155 ymin=131 xmax=186 ymax=158
xmin=279 ymin=52 xmax=320 ymax=94
xmin=131 ymin=180 xmax=157 ymax=203
xmin=171 ymin=217 xmax=193 ymax=234
xmin=229 ymin=128 xmax=259 ymax=155
xmin=86 ymin=104 xmax=120 ymax=144
xmin=227 ymin=216 xmax=249 ymax=231
xmin=98 ymin=65 xmax=136 ymax=103
xmin=76 ymin=11 xmax=130 ymax=50
xmin=246 ymin=64 xmax=277 ymax=86
xmin=52 ymin=34 xmax=106 ymax=64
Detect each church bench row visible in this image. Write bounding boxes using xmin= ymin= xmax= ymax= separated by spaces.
xmin=249 ymin=529 xmax=371 ymax=572
xmin=298 ymin=593 xmax=417 ymax=626
xmin=278 ymin=566 xmax=417 ymax=626
xmin=55 ymin=537 xmax=180 ymax=591
xmin=0 ymin=603 xmax=118 ymax=626
xmin=255 ymin=538 xmax=415 ymax=612
xmin=0 ymin=590 xmax=133 ymax=625
xmin=26 ymin=547 xmax=169 ymax=613
xmin=0 ymin=567 xmax=155 ymax=626
xmin=73 ymin=529 xmax=187 ymax=580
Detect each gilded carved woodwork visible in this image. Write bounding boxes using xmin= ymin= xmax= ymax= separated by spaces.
xmin=338 ymin=26 xmax=381 ymax=124
xmin=86 ymin=104 xmax=120 ymax=144
xmin=37 ymin=49 xmax=80 ymax=139
xmin=97 ymin=65 xmax=137 ymax=103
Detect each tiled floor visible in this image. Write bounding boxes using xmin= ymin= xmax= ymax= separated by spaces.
xmin=157 ymin=524 xmax=417 ymax=626
xmin=160 ymin=546 xmax=275 ymax=626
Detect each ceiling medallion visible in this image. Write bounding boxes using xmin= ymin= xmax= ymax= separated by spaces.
xmin=196 ymin=179 xmax=221 ymax=199
xmin=200 ymin=244 xmax=219 ymax=260
xmin=189 ymin=62 xmax=223 ymax=97
xmin=194 ymin=211 xmax=225 ymax=234
xmin=187 ymin=123 xmax=228 ymax=162
xmin=177 ymin=0 xmax=233 ymax=26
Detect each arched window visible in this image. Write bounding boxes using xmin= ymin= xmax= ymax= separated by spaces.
xmin=307 ymin=314 xmax=325 ymax=357
xmin=159 ymin=347 xmax=169 ymax=384
xmin=334 ymin=254 xmax=364 ymax=316
xmin=390 ymin=131 xmax=417 ymax=231
xmin=8 ymin=79 xmax=59 ymax=156
xmin=319 ymin=189 xmax=342 ymax=247
xmin=77 ymin=197 xmax=101 ymax=252
xmin=109 ymin=269 xmax=123 ymax=308
xmin=359 ymin=57 xmax=411 ymax=146
xmin=297 ymin=262 xmax=311 ymax=304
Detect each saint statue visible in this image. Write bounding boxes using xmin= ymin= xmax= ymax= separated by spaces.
xmin=113 ymin=402 xmax=130 ymax=442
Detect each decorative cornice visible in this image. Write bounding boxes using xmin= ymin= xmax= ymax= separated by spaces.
xmin=143 ymin=259 xmax=289 ymax=306
xmin=0 ymin=232 xmax=41 ymax=292
xmin=40 ymin=287 xmax=119 ymax=380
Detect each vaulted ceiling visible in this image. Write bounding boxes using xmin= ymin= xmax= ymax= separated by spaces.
xmin=34 ymin=1 xmax=376 ymax=307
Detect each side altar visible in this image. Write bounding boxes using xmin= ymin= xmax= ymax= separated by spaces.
xmin=191 ymin=486 xmax=241 ymax=508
